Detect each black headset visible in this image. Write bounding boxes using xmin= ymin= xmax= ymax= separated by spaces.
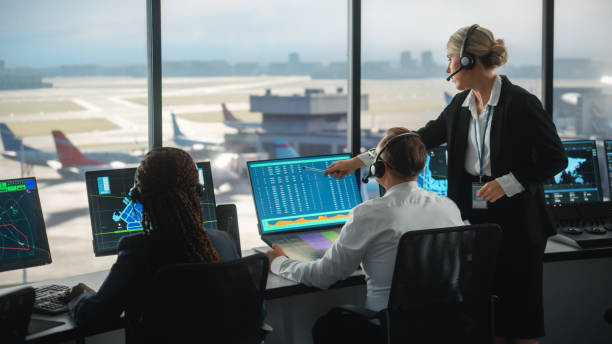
xmin=362 ymin=132 xmax=422 ymax=184
xmin=446 ymin=24 xmax=479 ymax=81
xmin=129 ymin=181 xmax=204 ymax=204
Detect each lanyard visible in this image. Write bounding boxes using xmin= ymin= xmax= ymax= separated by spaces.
xmin=473 ymin=105 xmax=492 ymax=180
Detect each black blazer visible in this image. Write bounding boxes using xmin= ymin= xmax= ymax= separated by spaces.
xmin=417 ymin=76 xmax=567 ymax=244
xmin=68 ymin=229 xmax=239 ymax=327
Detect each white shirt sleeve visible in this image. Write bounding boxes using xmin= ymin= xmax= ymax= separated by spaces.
xmin=357 ymin=149 xmax=376 ymax=168
xmin=268 ymin=211 xmax=367 ymax=289
xmin=495 ymin=172 xmax=525 ymax=197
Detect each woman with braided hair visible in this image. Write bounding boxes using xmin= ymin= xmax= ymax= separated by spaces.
xmin=61 ymin=147 xmax=239 ymax=327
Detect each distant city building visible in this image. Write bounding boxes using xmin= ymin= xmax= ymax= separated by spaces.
xmin=421 ymin=51 xmax=435 ymax=72
xmin=1 ymin=50 xmax=550 ymax=80
xmin=289 ymin=52 xmax=300 ymax=64
xmin=400 ymin=51 xmax=417 ymax=70
xmin=554 ymin=58 xmax=599 ymax=79
xmin=0 ymin=59 xmax=52 ymax=90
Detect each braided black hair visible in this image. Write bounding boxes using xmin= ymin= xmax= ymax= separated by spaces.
xmin=135 ymin=147 xmax=220 ymax=264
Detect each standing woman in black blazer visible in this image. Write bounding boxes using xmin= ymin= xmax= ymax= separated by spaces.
xmin=325 ymin=25 xmax=567 ymax=344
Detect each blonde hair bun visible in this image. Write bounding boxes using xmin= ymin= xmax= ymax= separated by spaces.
xmin=485 ymin=38 xmax=508 ymax=68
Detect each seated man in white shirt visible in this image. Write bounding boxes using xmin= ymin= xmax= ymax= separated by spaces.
xmin=266 ymin=127 xmax=464 ymax=344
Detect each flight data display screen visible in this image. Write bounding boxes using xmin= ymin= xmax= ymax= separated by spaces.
xmin=606 ymin=140 xmax=612 ymax=196
xmin=248 ymin=154 xmax=362 ymax=234
xmin=0 ymin=178 xmax=51 ymax=272
xmin=85 ymin=162 xmax=218 ymax=256
xmin=543 ymin=140 xmax=602 ymax=204
xmin=418 ymin=146 xmax=448 ymax=196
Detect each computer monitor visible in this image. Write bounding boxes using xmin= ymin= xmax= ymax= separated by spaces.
xmin=85 ymin=162 xmax=218 ymax=256
xmin=418 ymin=145 xmax=448 ymax=196
xmin=0 ymin=178 xmax=51 ymax=272
xmin=247 ymin=154 xmax=362 ymax=235
xmin=605 ymin=140 xmax=612 ymax=197
xmin=543 ymin=140 xmax=603 ymax=204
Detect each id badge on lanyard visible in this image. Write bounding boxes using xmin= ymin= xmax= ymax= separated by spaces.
xmin=472 ymin=182 xmax=488 ymax=209
xmin=471 ymin=106 xmax=492 ymax=210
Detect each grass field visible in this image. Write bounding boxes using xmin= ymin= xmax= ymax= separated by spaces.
xmin=0 ymin=100 xmax=86 ymax=116
xmin=4 ymin=118 xmax=120 ymax=137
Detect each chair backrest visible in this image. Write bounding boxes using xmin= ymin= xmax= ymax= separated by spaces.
xmin=385 ymin=224 xmax=501 ymax=343
xmin=137 ymin=253 xmax=269 ymax=344
xmin=216 ymin=204 xmax=242 ymax=257
xmin=0 ymin=287 xmax=35 ymax=344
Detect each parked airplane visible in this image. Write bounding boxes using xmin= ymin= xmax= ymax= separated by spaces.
xmin=273 ymin=138 xmax=299 ymax=159
xmin=221 ymin=103 xmax=261 ymax=132
xmin=0 ymin=123 xmax=58 ymax=167
xmin=171 ymin=112 xmax=221 ymax=150
xmin=51 ymin=130 xmax=141 ymax=176
xmin=444 ymin=91 xmax=453 ymax=105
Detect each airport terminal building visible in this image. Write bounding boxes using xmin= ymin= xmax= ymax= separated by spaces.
xmin=224 ymin=88 xmax=383 ymax=157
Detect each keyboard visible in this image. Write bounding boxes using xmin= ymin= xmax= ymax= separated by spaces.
xmin=33 ymin=284 xmax=70 ymax=315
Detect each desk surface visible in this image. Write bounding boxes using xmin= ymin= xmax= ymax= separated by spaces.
xmin=4 ymin=239 xmax=612 ymax=342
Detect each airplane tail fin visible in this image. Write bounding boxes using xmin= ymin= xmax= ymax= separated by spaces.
xmin=221 ymin=103 xmax=240 ymax=122
xmin=51 ymin=130 xmax=103 ymax=167
xmin=171 ymin=113 xmax=185 ymax=137
xmin=444 ymin=92 xmax=453 ymax=106
xmin=0 ymin=123 xmax=31 ymax=151
xmin=273 ymin=138 xmax=298 ymax=158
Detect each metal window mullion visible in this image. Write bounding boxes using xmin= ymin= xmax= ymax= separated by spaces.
xmin=146 ymin=0 xmax=162 ymax=150
xmin=348 ymin=0 xmax=361 ymax=156
xmin=542 ymin=0 xmax=554 ymax=117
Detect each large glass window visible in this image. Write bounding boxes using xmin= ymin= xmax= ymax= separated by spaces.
xmin=361 ymin=0 xmax=542 ymax=138
xmin=0 ymin=1 xmax=147 ymax=285
xmin=553 ymin=0 xmax=612 ymax=140
xmin=554 ymin=0 xmax=612 ymax=200
xmin=359 ymin=1 xmax=542 ymax=198
xmin=159 ymin=1 xmax=348 ymax=249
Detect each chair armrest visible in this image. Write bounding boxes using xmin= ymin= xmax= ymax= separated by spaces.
xmin=332 ymin=304 xmax=380 ymax=320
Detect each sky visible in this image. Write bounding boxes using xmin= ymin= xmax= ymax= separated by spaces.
xmin=0 ymin=0 xmax=611 ymax=68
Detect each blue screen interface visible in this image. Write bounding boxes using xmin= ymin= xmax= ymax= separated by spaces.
xmin=543 ymin=140 xmax=602 ymax=204
xmin=0 ymin=178 xmax=51 ymax=272
xmin=248 ymin=154 xmax=362 ymax=234
xmin=606 ymin=140 xmax=612 ymax=196
xmin=85 ymin=163 xmax=217 ymax=255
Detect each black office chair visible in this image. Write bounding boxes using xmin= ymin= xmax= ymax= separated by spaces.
xmin=0 ymin=287 xmax=35 ymax=344
xmin=329 ymin=224 xmax=501 ymax=344
xmin=216 ymin=203 xmax=242 ymax=257
xmin=129 ymin=253 xmax=269 ymax=344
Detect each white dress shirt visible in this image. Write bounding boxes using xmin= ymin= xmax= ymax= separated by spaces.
xmin=463 ymin=75 xmax=524 ymax=196
xmin=270 ymin=181 xmax=464 ymax=311
xmin=357 ymin=75 xmax=524 ymax=197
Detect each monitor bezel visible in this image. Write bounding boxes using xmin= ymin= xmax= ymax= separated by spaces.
xmin=543 ymin=139 xmax=603 ymax=204
xmin=246 ymin=153 xmax=362 ymax=236
xmin=85 ymin=161 xmax=216 ymax=257
xmin=605 ymin=140 xmax=612 ymax=198
xmin=0 ymin=177 xmax=52 ymax=273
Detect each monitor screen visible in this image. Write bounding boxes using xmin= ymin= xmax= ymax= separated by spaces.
xmin=248 ymin=154 xmax=362 ymax=234
xmin=418 ymin=145 xmax=448 ymax=196
xmin=0 ymin=178 xmax=51 ymax=272
xmin=543 ymin=140 xmax=603 ymax=204
xmin=606 ymin=140 xmax=612 ymax=197
xmin=85 ymin=162 xmax=218 ymax=256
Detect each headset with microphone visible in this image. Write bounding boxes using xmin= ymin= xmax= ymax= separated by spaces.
xmin=362 ymin=132 xmax=422 ymax=184
xmin=129 ymin=177 xmax=205 ymax=231
xmin=446 ymin=24 xmax=479 ymax=81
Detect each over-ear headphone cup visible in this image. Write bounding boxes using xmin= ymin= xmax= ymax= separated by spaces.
xmin=461 ymin=54 xmax=474 ymax=69
xmin=372 ymin=161 xmax=386 ymax=178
